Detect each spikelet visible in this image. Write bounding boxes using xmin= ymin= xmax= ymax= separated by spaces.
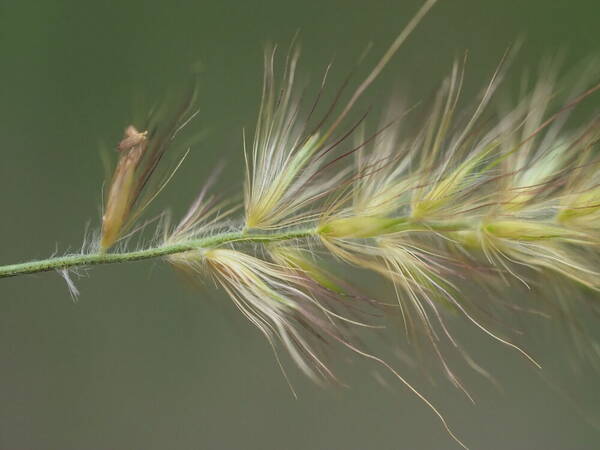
xmin=100 ymin=81 xmax=200 ymax=251
xmin=164 ymin=169 xmax=239 ymax=245
xmin=100 ymin=125 xmax=149 ymax=250
xmin=205 ymin=248 xmax=379 ymax=382
xmin=243 ymin=45 xmax=325 ymax=230
xmin=244 ymin=0 xmax=439 ymax=230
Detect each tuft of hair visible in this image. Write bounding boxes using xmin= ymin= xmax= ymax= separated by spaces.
xmin=58 ymin=268 xmax=80 ymax=302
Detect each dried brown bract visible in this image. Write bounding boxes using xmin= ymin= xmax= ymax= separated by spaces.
xmin=100 ymin=125 xmax=149 ymax=250
xmin=100 ymin=81 xmax=199 ymax=251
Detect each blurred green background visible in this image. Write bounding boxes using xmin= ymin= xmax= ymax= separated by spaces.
xmin=0 ymin=1 xmax=599 ymax=449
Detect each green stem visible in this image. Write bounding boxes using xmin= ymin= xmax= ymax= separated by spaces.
xmin=0 ymin=228 xmax=317 ymax=278
xmin=0 ymin=216 xmax=472 ymax=279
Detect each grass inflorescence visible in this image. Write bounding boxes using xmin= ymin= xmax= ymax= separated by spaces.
xmin=2 ymin=0 xmax=600 ymax=447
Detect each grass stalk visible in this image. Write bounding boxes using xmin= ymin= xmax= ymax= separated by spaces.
xmin=0 ymin=228 xmax=316 ymax=278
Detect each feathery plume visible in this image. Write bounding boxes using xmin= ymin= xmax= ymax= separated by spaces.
xmin=244 ymin=0 xmax=439 ymax=230
xmin=4 ymin=1 xmax=600 ymax=448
